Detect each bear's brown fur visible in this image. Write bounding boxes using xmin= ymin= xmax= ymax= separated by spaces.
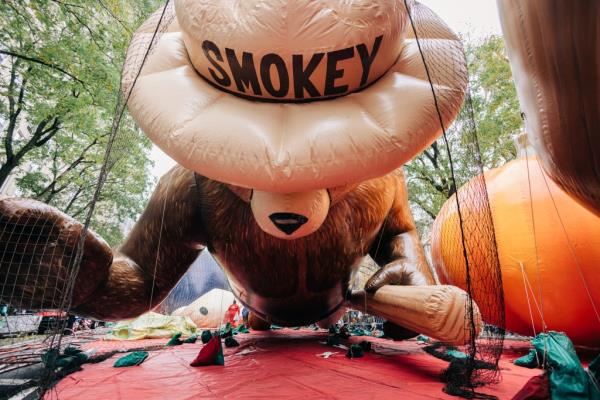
xmin=0 ymin=165 xmax=432 ymax=323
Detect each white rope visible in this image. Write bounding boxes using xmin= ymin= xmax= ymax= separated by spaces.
xmin=535 ymin=159 xmax=600 ymax=324
xmin=148 ymin=171 xmax=174 ymax=310
xmin=523 ymin=147 xmax=547 ymax=334
xmin=518 ymin=262 xmax=538 ymax=337
xmin=522 ymin=150 xmax=549 ymax=366
xmin=518 ymin=261 xmax=542 ymax=366
xmin=218 ymin=247 xmax=227 ymax=335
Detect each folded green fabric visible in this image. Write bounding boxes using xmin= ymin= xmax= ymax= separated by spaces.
xmin=224 ymin=337 xmax=239 ymax=347
xmin=41 ymin=348 xmax=88 ymax=369
xmin=233 ymin=325 xmax=250 ymax=334
xmin=183 ymin=335 xmax=198 ymax=344
xmin=326 ymin=335 xmax=341 ymax=347
xmin=349 ymin=328 xmax=371 ymax=337
xmin=358 ymin=341 xmax=372 ymax=352
xmin=416 ymin=334 xmax=430 ymax=343
xmin=167 ymin=332 xmax=183 ymax=346
xmin=63 ymin=346 xmax=83 ymax=356
xmin=201 ymin=330 xmax=213 ymax=344
xmin=114 ymin=351 xmax=149 ymax=368
xmin=514 ymin=349 xmax=540 ymax=368
xmin=346 ymin=344 xmax=364 ymax=359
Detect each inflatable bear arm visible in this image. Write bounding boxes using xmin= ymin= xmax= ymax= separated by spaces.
xmin=366 ymin=171 xmax=435 ymax=292
xmin=0 ymin=166 xmax=206 ymax=321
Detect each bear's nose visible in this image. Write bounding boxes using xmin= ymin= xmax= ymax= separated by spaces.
xmin=269 ymin=212 xmax=308 ymax=235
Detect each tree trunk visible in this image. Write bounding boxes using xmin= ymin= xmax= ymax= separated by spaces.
xmin=0 ymin=160 xmax=17 ymax=191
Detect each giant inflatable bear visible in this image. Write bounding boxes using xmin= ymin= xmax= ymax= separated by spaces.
xmin=0 ymin=0 xmax=475 ymax=343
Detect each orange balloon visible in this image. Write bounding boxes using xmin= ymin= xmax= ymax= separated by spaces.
xmin=431 ymin=157 xmax=600 ymax=346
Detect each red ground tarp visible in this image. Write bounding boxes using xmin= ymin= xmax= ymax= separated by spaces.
xmin=47 ymin=330 xmax=540 ymax=400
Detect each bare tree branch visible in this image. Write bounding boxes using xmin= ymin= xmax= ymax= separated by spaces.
xmin=34 ymin=117 xmax=61 ymax=147
xmin=36 ymin=138 xmax=98 ymax=200
xmin=410 ymin=198 xmax=436 ymax=220
xmin=97 ymin=0 xmax=132 ymax=34
xmin=48 ymin=0 xmax=84 ymax=8
xmin=0 ymin=49 xmax=84 ymax=85
xmin=64 ymin=185 xmax=85 ymax=213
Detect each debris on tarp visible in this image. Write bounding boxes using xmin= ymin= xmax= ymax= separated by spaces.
xmin=238 ymin=348 xmax=257 ymax=356
xmin=114 ymin=351 xmax=149 ymax=368
xmin=416 ymin=335 xmax=430 ymax=344
xmin=224 ymin=337 xmax=239 ymax=348
xmin=317 ymin=351 xmax=338 ymax=359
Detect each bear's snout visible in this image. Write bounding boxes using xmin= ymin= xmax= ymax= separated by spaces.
xmin=251 ymin=189 xmax=330 ymax=239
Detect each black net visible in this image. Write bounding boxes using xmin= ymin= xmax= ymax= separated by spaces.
xmin=404 ymin=0 xmax=505 ymax=398
xmin=0 ymin=2 xmax=175 ymax=398
xmin=0 ymin=0 xmax=505 ymax=399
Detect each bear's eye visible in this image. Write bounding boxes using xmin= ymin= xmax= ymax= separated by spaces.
xmin=225 ymin=184 xmax=252 ymax=202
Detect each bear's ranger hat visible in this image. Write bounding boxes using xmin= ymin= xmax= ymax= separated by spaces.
xmin=123 ymin=0 xmax=466 ymax=192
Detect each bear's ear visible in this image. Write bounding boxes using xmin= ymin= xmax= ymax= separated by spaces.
xmin=225 ymin=184 xmax=252 ymax=203
xmin=328 ymin=183 xmax=359 ymax=205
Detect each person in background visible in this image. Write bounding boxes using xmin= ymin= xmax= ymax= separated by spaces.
xmin=223 ymin=299 xmax=241 ymax=326
xmin=241 ymin=306 xmax=249 ymax=326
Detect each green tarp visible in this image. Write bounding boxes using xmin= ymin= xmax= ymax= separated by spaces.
xmin=514 ymin=331 xmax=600 ymax=400
xmin=114 ymin=351 xmax=149 ymax=368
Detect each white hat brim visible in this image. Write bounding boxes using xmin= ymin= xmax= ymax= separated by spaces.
xmin=124 ymin=2 xmax=466 ymax=192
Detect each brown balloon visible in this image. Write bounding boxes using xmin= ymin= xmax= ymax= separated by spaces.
xmin=0 ymin=0 xmax=480 ymax=345
xmin=497 ymin=0 xmax=600 ymax=215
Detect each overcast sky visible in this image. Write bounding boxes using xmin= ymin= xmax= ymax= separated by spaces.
xmin=149 ymin=0 xmax=504 ymax=178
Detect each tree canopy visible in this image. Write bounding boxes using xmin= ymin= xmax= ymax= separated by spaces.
xmin=0 ymin=0 xmax=162 ymax=245
xmin=406 ymin=35 xmax=524 ymax=243
xmin=0 ymin=2 xmax=524 ymax=247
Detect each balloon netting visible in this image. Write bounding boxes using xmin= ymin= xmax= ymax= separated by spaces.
xmin=406 ymin=0 xmax=505 ymax=396
xmin=0 ymin=1 xmax=505 ymax=398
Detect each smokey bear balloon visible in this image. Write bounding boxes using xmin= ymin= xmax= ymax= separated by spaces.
xmin=0 ymin=0 xmax=474 ymax=343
